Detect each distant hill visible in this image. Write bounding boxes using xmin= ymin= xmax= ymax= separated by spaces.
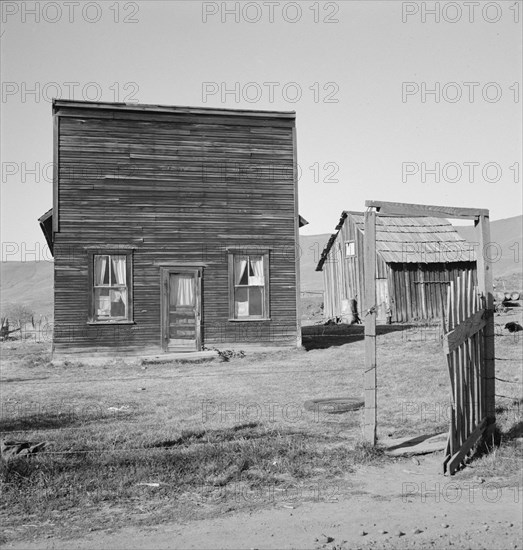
xmin=454 ymin=215 xmax=522 ymax=286
xmin=299 ymin=233 xmax=330 ymax=293
xmin=0 ymin=261 xmax=54 ymax=316
xmin=1 ymin=216 xmax=520 ymax=316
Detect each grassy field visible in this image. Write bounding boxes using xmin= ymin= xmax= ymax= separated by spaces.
xmin=1 ymin=311 xmax=521 ymax=543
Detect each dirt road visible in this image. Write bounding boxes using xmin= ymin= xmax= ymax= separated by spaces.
xmin=5 ymin=455 xmax=521 ymax=550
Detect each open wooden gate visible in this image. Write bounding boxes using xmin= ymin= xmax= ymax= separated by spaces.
xmin=442 ymin=271 xmax=489 ymax=475
xmin=362 ymin=201 xmax=495 ymax=469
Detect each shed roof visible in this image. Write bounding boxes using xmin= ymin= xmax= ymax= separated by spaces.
xmin=316 ymin=211 xmax=477 ymax=271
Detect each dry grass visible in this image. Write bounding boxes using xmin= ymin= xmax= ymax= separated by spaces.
xmin=0 ymin=310 xmax=521 ymax=541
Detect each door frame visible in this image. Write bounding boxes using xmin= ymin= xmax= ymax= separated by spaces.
xmin=160 ymin=267 xmax=202 ymax=352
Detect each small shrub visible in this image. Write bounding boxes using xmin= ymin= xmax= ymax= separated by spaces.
xmin=204 ymin=347 xmax=246 ymax=362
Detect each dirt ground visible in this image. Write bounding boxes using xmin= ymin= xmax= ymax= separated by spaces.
xmin=3 ymin=453 xmax=522 ymax=550
xmin=1 ymin=311 xmax=521 ymax=550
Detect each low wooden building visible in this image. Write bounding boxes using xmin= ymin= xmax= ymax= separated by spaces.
xmin=316 ymin=211 xmax=477 ymax=323
xmin=40 ymin=100 xmax=304 ymax=356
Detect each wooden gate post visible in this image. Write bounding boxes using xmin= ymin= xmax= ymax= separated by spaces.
xmin=364 ymin=209 xmax=377 ymax=444
xmin=476 ymin=214 xmax=496 ymax=436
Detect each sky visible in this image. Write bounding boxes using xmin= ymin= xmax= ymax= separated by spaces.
xmin=1 ymin=0 xmax=522 ymax=260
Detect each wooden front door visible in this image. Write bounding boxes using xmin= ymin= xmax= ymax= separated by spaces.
xmin=161 ymin=268 xmax=201 ymax=352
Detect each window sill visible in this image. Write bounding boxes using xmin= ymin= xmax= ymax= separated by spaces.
xmin=228 ymin=318 xmax=272 ymax=322
xmin=87 ymin=321 xmax=136 ymax=326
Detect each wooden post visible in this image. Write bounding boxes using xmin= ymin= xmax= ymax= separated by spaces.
xmin=476 ymin=214 xmax=495 ymax=435
xmin=364 ymin=209 xmax=377 ymax=444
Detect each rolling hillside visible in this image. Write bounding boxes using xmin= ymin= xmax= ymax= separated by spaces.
xmin=454 ymin=215 xmax=523 ymax=289
xmin=0 ymin=260 xmax=54 ymax=316
xmin=299 ymin=233 xmax=330 ymax=293
xmin=1 ymin=216 xmax=520 ymax=316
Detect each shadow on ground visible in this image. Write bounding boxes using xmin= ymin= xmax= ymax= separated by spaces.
xmin=0 ymin=409 xmax=135 ymax=434
xmin=504 ymin=420 xmax=523 ymax=440
xmin=301 ymin=324 xmax=416 ymax=350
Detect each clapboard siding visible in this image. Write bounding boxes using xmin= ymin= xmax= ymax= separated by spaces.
xmin=52 ymin=101 xmax=299 ymax=354
xmin=387 ymin=262 xmax=477 ymax=322
xmin=319 ymin=212 xmax=476 ymax=323
xmin=322 ymin=216 xmax=388 ymax=321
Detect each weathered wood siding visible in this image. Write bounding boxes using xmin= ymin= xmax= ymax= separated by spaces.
xmin=322 ymin=217 xmax=387 ymax=321
xmin=321 ymin=218 xmax=476 ymax=323
xmin=52 ymin=102 xmax=299 ymax=354
xmin=387 ymin=262 xmax=476 ymax=322
xmin=322 ymin=241 xmax=342 ymax=319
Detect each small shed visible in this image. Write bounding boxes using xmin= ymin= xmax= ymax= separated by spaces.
xmin=316 ymin=211 xmax=477 ymax=323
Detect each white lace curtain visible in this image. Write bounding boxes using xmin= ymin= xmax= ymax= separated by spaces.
xmin=94 ymin=256 xmax=107 ymax=285
xmin=249 ymin=256 xmax=264 ymax=286
xmin=234 ymin=255 xmax=264 ymax=286
xmin=112 ymin=256 xmax=126 ymax=285
xmin=94 ymin=255 xmax=126 ymax=286
xmin=171 ymin=274 xmax=194 ymax=307
xmin=234 ymin=257 xmax=248 ymax=285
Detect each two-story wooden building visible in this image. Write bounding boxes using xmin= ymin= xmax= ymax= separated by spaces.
xmin=40 ymin=100 xmax=303 ymax=357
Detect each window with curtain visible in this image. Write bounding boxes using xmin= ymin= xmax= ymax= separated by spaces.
xmin=169 ymin=274 xmax=195 ymax=307
xmin=229 ymin=252 xmax=269 ymax=319
xmin=92 ymin=254 xmax=130 ymax=321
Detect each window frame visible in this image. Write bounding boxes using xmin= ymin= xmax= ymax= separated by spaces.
xmin=228 ymin=250 xmax=270 ymax=321
xmin=87 ymin=249 xmax=134 ymax=324
xmin=345 ymin=240 xmax=356 ymax=257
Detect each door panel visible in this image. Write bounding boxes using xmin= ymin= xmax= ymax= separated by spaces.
xmin=161 ymin=269 xmax=201 ymax=351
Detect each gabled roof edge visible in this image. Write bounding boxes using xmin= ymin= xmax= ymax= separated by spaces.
xmin=315 ymin=211 xmax=355 ymax=271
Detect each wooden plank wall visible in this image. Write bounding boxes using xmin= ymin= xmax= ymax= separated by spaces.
xmin=52 ymin=106 xmax=299 ymax=354
xmin=322 ymin=242 xmax=343 ymax=319
xmin=322 ymin=218 xmax=362 ymax=319
xmin=345 ymin=218 xmax=361 ymax=303
xmin=387 ymin=262 xmax=477 ymax=322
xmin=322 ymin=217 xmax=391 ymax=321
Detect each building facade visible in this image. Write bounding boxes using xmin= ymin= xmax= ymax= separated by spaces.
xmin=40 ymin=100 xmax=303 ymax=356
